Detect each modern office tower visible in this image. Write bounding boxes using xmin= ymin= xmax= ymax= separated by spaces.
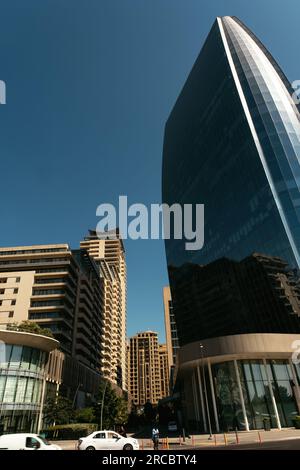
xmin=159 ymin=344 xmax=170 ymax=399
xmin=128 ymin=331 xmax=162 ymax=406
xmin=0 ymin=244 xmax=104 ymax=403
xmin=80 ymin=229 xmax=127 ymax=390
xmin=162 ymin=16 xmax=300 ymax=431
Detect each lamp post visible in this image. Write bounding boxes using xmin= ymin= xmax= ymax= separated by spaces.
xmin=72 ymin=383 xmax=83 ymax=408
xmin=200 ymin=343 xmax=213 ymax=439
xmin=100 ymin=380 xmax=108 ymax=430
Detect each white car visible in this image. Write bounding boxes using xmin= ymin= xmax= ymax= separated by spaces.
xmin=0 ymin=433 xmax=61 ymax=450
xmin=77 ymin=430 xmax=139 ymax=451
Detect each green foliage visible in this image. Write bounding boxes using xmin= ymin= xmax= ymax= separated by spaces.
xmin=7 ymin=320 xmax=54 ymax=338
xmin=43 ymin=423 xmax=97 ymax=440
xmin=43 ymin=395 xmax=74 ymax=426
xmin=93 ymin=381 xmax=129 ymax=429
xmin=74 ymin=407 xmax=95 ymax=424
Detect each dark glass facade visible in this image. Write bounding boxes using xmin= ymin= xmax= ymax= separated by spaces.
xmin=163 ymin=16 xmax=300 ymax=345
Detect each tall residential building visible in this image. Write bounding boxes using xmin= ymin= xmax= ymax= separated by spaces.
xmin=163 ymin=16 xmax=300 ymax=431
xmin=0 ymin=244 xmax=104 ymax=403
xmin=159 ymin=344 xmax=170 ymax=399
xmin=128 ymin=331 xmax=161 ymax=406
xmin=80 ymin=229 xmax=127 ymax=390
xmin=163 ymin=286 xmax=179 ymax=393
xmin=163 ymin=286 xmax=179 ymax=369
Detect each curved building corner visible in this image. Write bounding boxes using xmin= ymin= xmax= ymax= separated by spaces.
xmin=0 ymin=329 xmax=61 ymax=434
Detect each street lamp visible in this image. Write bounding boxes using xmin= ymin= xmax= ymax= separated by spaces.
xmin=200 ymin=343 xmax=213 ymax=439
xmin=72 ymin=383 xmax=83 ymax=408
xmin=100 ymin=380 xmax=108 ymax=430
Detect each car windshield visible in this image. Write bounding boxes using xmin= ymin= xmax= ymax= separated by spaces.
xmin=37 ymin=435 xmax=51 ymax=445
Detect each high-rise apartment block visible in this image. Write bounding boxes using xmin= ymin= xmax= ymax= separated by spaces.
xmin=128 ymin=331 xmax=169 ymax=406
xmin=158 ymin=344 xmax=170 ymax=399
xmin=163 ymin=286 xmax=179 ymax=369
xmin=80 ymin=229 xmax=127 ymax=390
xmin=0 ymin=244 xmax=104 ymax=403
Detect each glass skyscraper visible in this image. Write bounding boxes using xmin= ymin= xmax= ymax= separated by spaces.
xmin=163 ymin=17 xmax=300 ymax=431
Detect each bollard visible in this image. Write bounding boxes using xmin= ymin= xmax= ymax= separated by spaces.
xmin=223 ymin=433 xmax=227 ymax=446
xmin=235 ymin=430 xmax=239 ymax=444
xmin=191 ymin=435 xmax=195 ymax=446
xmin=214 ymin=434 xmax=217 ymax=446
xmin=258 ymin=431 xmax=262 ymax=444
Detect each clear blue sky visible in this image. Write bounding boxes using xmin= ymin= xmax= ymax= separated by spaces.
xmin=0 ymin=0 xmax=299 ymax=342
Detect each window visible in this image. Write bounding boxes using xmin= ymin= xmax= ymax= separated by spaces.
xmin=8 ymin=312 xmax=14 ymax=318
xmin=0 ymin=278 xmax=7 ymax=283
xmin=26 ymin=437 xmax=40 ymax=449
xmin=0 ymin=289 xmax=4 ymax=294
xmin=16 ymin=277 xmax=21 ymax=283
xmin=3 ymin=376 xmax=17 ymax=402
xmin=13 ymin=288 xmax=18 ymax=294
xmin=11 ymin=300 xmax=16 ymax=306
xmin=94 ymin=433 xmax=106 ymax=439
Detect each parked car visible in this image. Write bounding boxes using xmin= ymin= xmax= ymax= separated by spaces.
xmin=77 ymin=430 xmax=139 ymax=451
xmin=0 ymin=433 xmax=61 ymax=450
xmin=167 ymin=421 xmax=178 ymax=433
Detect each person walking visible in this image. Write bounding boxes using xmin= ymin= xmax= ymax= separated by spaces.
xmin=152 ymin=426 xmax=159 ymax=450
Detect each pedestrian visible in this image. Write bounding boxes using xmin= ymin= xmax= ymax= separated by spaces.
xmin=152 ymin=425 xmax=159 ymax=450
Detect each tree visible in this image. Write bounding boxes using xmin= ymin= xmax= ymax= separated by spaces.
xmin=7 ymin=320 xmax=53 ymax=338
xmin=43 ymin=395 xmax=74 ymax=426
xmin=93 ymin=381 xmax=129 ymax=429
xmin=74 ymin=407 xmax=95 ymax=424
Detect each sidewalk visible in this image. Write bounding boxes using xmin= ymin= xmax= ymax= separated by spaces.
xmin=137 ymin=428 xmax=300 ymax=449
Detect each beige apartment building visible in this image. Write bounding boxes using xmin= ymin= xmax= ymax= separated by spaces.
xmin=0 ymin=244 xmax=104 ymax=404
xmin=159 ymin=344 xmax=170 ymax=399
xmin=80 ymin=229 xmax=127 ymax=390
xmin=128 ymin=331 xmax=169 ymax=406
xmin=163 ymin=286 xmax=179 ymax=370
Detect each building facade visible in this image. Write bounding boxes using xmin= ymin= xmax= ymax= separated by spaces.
xmin=159 ymin=344 xmax=170 ymax=399
xmin=162 ymin=16 xmax=300 ymax=430
xmin=0 ymin=329 xmax=60 ymax=434
xmin=128 ymin=331 xmax=162 ymax=406
xmin=80 ymin=229 xmax=127 ymax=390
xmin=0 ymin=244 xmax=104 ymax=405
xmin=163 ymin=286 xmax=179 ymax=392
